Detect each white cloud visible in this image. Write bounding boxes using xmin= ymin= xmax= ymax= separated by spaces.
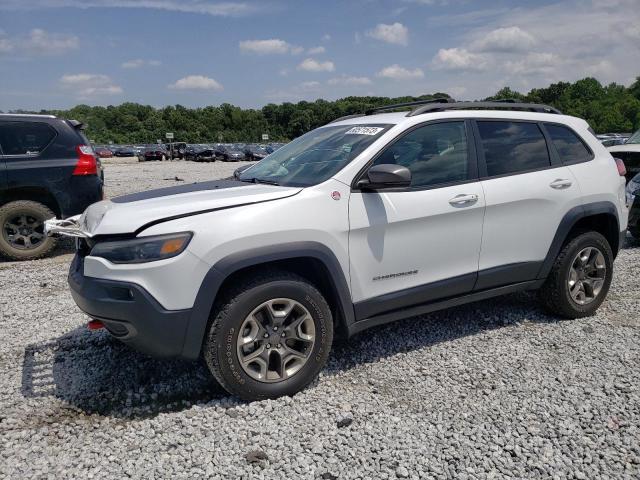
xmin=24 ymin=28 xmax=79 ymax=55
xmin=366 ymin=22 xmax=409 ymax=46
xmin=239 ymin=39 xmax=302 ymax=55
xmin=0 ymin=0 xmax=255 ymax=16
xmin=0 ymin=37 xmax=13 ymax=54
xmin=505 ymin=52 xmax=561 ymax=75
xmin=300 ymin=81 xmax=321 ymax=91
xmin=121 ymin=58 xmax=161 ymax=68
xmin=307 ymin=46 xmax=325 ymax=55
xmin=432 ymin=48 xmax=488 ymax=71
xmin=168 ymin=75 xmax=223 ymax=91
xmin=376 ymin=64 xmax=424 ymax=80
xmin=328 ymin=75 xmax=372 ymax=86
xmin=322 ymin=34 xmax=331 ymax=42
xmin=297 ymin=58 xmax=335 ymax=72
xmin=59 ymin=73 xmax=122 ymax=97
xmin=472 ymin=26 xmax=536 ymax=53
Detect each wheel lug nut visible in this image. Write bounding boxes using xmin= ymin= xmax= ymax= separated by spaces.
xmin=266 ymin=343 xmax=271 ymax=349
xmin=273 ymin=326 xmax=278 ymax=331
xmin=264 ymin=333 xmax=269 ymax=338
xmin=277 ymin=344 xmax=281 ymax=348
xmin=281 ymin=332 xmax=285 ymax=337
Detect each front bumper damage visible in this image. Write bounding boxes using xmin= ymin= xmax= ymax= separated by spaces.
xmin=44 ymin=215 xmax=90 ymax=238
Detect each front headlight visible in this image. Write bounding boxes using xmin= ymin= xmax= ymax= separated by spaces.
xmin=90 ymin=232 xmax=192 ymax=264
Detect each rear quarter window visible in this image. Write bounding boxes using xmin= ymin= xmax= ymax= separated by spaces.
xmin=0 ymin=121 xmax=57 ymax=156
xmin=544 ymin=123 xmax=593 ymax=164
xmin=477 ymin=121 xmax=551 ymax=177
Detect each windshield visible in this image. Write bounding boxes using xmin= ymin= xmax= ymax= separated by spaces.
xmin=239 ymin=124 xmax=392 ymax=187
xmin=627 ymin=129 xmax=640 ymax=144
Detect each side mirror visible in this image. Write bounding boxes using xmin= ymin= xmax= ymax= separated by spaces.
xmin=233 ymin=164 xmax=252 ymax=179
xmin=357 ymin=164 xmax=411 ymax=190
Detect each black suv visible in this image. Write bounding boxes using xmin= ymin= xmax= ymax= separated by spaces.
xmin=0 ymin=114 xmax=104 ymax=260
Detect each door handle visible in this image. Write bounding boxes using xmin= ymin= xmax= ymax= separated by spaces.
xmin=550 ymin=179 xmax=572 ymax=189
xmin=449 ymin=194 xmax=478 ymax=206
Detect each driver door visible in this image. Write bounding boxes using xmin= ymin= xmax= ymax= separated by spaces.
xmin=348 ymin=120 xmax=485 ymax=319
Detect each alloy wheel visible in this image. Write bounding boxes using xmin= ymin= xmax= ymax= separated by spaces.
xmin=236 ymin=298 xmax=316 ymax=383
xmin=567 ymin=246 xmax=606 ymax=305
xmin=3 ymin=213 xmax=46 ymax=250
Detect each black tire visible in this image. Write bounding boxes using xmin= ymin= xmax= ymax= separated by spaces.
xmin=204 ymin=270 xmax=333 ymax=401
xmin=539 ymin=231 xmax=613 ymax=318
xmin=0 ymin=200 xmax=57 ymax=261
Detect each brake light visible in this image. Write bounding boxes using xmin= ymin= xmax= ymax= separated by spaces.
xmin=614 ymin=158 xmax=626 ymax=177
xmin=73 ymin=145 xmax=98 ymax=175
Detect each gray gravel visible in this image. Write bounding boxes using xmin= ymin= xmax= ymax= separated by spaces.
xmin=1 ymin=158 xmax=639 ymax=479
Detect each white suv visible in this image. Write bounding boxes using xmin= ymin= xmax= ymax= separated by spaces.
xmin=46 ymin=100 xmax=629 ymax=401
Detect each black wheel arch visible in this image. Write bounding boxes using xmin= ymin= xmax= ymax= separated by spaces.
xmin=538 ymin=201 xmax=621 ymax=280
xmin=181 ymin=241 xmax=354 ymax=359
xmin=0 ymin=187 xmax=61 ymax=218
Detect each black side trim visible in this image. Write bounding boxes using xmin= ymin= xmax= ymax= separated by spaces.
xmin=474 ymin=262 xmax=542 ymax=291
xmin=354 ymin=272 xmax=476 ymax=321
xmin=112 ymin=179 xmax=249 ymax=203
xmin=181 ymin=241 xmax=354 ymax=359
xmin=348 ymin=280 xmax=543 ymax=336
xmin=537 ymin=201 xmax=620 ymax=279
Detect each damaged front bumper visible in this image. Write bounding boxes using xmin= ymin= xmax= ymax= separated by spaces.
xmin=44 ymin=215 xmax=90 ymax=238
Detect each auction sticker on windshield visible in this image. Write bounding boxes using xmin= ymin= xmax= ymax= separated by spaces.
xmin=344 ymin=126 xmax=385 ymax=136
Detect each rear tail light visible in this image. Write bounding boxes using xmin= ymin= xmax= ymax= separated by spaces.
xmin=614 ymin=158 xmax=627 ymax=177
xmin=73 ymin=145 xmax=98 ymax=175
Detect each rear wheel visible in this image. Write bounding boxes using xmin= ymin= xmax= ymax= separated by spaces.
xmin=539 ymin=231 xmax=613 ymax=318
xmin=204 ymin=270 xmax=333 ymax=401
xmin=0 ymin=200 xmax=57 ymax=261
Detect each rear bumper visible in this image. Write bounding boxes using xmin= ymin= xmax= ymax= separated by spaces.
xmin=68 ymin=254 xmax=193 ymax=358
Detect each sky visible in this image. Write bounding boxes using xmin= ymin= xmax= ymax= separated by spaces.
xmin=0 ymin=0 xmax=639 ymax=111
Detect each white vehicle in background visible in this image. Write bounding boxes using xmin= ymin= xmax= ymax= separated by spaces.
xmin=608 ymin=128 xmax=640 ymax=181
xmin=46 ymin=99 xmax=628 ymax=401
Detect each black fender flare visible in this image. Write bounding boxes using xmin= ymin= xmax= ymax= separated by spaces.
xmin=180 ymin=241 xmax=354 ymax=359
xmin=537 ymin=201 xmax=620 ymax=280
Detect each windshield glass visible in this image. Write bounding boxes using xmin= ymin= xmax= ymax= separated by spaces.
xmin=626 ymin=129 xmax=640 ymax=144
xmin=239 ymin=124 xmax=392 ymax=187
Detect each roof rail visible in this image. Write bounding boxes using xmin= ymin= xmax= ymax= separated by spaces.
xmin=408 ymin=101 xmax=562 ymax=116
xmin=0 ymin=113 xmax=57 ymax=119
xmin=365 ymin=97 xmax=454 ymax=115
xmin=328 ymin=113 xmax=365 ymax=124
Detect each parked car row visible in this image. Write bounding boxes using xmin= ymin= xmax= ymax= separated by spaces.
xmin=597 ymin=132 xmax=631 ymax=147
xmin=90 ymin=142 xmax=286 ymax=162
xmin=185 ymin=142 xmax=285 ymax=162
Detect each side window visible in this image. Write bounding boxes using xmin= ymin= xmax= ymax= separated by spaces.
xmin=373 ymin=121 xmax=469 ymax=188
xmin=477 ymin=121 xmax=551 ymax=176
xmin=545 ymin=124 xmax=592 ymax=164
xmin=0 ymin=121 xmax=56 ymax=156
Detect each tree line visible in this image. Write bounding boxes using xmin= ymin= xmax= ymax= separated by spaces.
xmin=7 ymin=76 xmax=640 ymax=144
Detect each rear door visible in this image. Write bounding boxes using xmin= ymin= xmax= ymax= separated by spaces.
xmin=473 ymin=119 xmax=582 ymax=289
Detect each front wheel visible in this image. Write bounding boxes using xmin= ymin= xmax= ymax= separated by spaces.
xmin=539 ymin=231 xmax=613 ymax=318
xmin=204 ymin=270 xmax=333 ymax=401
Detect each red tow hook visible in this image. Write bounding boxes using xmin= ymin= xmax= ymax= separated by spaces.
xmin=87 ymin=319 xmax=105 ymax=330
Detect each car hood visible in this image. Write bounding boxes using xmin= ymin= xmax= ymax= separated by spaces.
xmin=80 ymin=179 xmax=301 ymax=236
xmin=608 ymin=144 xmax=640 ymax=153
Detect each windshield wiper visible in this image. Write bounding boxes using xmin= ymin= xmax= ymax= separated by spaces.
xmin=241 ymin=177 xmax=280 ymax=186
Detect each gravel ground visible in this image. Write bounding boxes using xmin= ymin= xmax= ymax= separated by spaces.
xmin=1 ymin=158 xmax=639 ymax=479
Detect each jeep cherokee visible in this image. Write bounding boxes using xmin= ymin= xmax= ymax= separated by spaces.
xmin=46 ymin=100 xmax=628 ymax=401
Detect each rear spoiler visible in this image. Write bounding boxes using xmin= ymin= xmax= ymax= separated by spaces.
xmin=67 ymin=119 xmax=86 ymax=130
